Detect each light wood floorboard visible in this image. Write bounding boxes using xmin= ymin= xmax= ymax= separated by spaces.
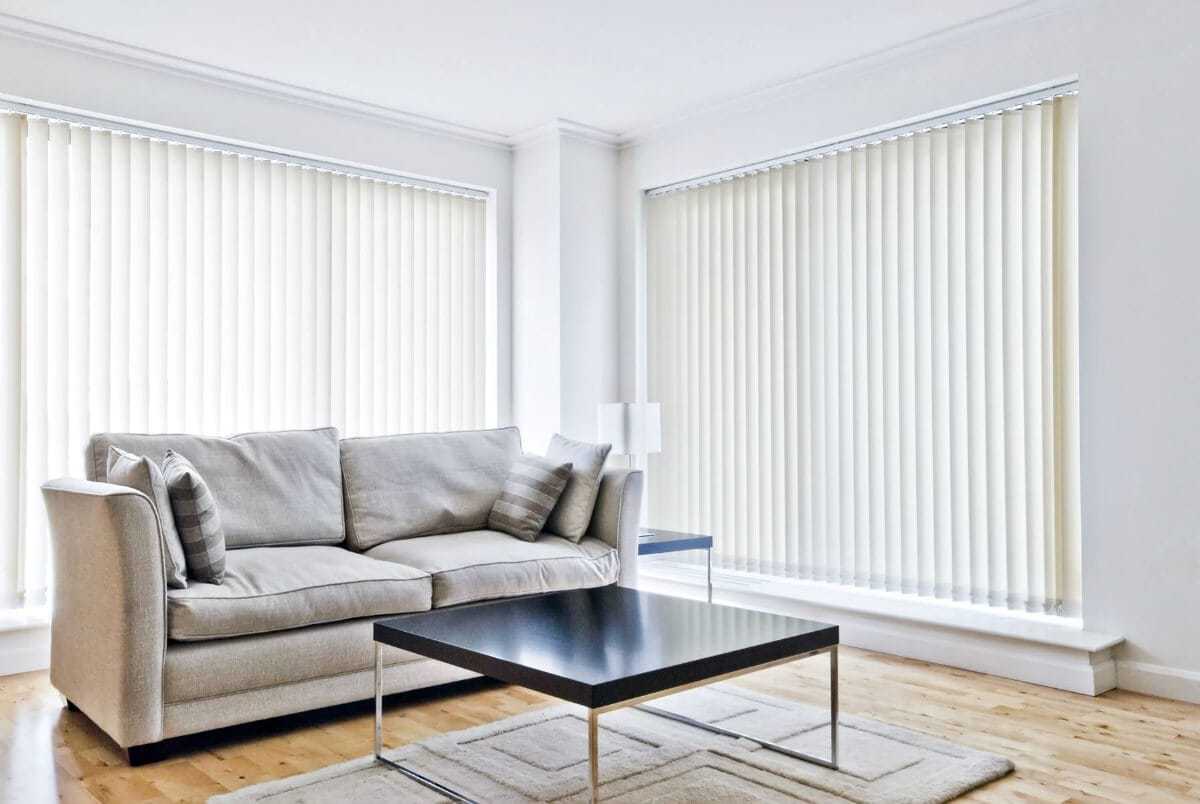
xmin=1 ymin=647 xmax=1197 ymax=802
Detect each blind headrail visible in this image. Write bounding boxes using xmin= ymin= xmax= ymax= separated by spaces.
xmin=646 ymin=79 xmax=1078 ymax=198
xmin=0 ymin=96 xmax=489 ymax=200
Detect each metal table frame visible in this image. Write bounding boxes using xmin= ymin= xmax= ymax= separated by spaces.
xmin=372 ymin=643 xmax=838 ymax=803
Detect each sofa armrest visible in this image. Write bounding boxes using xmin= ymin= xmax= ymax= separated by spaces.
xmin=585 ymin=469 xmax=644 ymax=587
xmin=42 ymin=478 xmax=167 ymax=748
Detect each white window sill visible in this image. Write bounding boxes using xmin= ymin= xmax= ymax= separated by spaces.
xmin=0 ymin=606 xmax=49 ymax=634
xmin=640 ymin=559 xmax=1122 ymax=654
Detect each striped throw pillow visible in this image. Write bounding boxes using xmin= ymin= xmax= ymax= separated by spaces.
xmin=106 ymin=446 xmax=189 ymax=589
xmin=162 ymin=450 xmax=226 ymax=584
xmin=488 ymin=455 xmax=574 ymax=542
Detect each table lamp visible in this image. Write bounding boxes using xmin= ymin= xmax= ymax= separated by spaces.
xmin=597 ymin=402 xmax=661 ymax=469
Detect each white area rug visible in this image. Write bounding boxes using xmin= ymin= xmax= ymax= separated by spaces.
xmin=211 ymin=683 xmax=1012 ymax=803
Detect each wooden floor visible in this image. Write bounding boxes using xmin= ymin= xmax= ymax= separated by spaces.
xmin=1 ymin=647 xmax=1197 ymax=802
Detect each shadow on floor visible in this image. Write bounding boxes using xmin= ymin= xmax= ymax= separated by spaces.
xmin=83 ymin=676 xmax=506 ymax=766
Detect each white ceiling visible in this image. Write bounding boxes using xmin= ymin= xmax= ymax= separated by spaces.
xmin=0 ymin=0 xmax=1032 ymax=139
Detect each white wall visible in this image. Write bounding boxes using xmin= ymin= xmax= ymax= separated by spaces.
xmin=559 ymin=136 xmax=620 ymax=443
xmin=513 ymin=133 xmax=563 ymax=449
xmin=0 ymin=28 xmax=515 ymax=424
xmin=1074 ymin=0 xmax=1200 ymax=696
xmin=618 ymin=0 xmax=1200 ymax=690
xmin=512 ymin=129 xmax=620 ymax=451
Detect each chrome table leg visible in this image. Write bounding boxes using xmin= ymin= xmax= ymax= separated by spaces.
xmin=636 ymin=703 xmax=838 ymax=770
xmin=372 ymin=641 xmax=479 ymax=803
xmin=633 ymin=645 xmax=839 ymax=770
xmin=374 ymin=642 xmax=382 ymax=759
xmin=588 ymin=709 xmax=600 ymax=803
xmin=830 ymin=645 xmax=838 ymax=768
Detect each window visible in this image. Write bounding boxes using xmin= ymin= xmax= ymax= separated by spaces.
xmin=645 ymin=91 xmax=1079 ymax=615
xmin=0 ymin=113 xmax=492 ymax=608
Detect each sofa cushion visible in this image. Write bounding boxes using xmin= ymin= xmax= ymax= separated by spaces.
xmin=106 ymin=446 xmax=189 ymax=589
xmin=162 ymin=450 xmax=227 ymax=584
xmin=544 ymin=434 xmax=612 ymax=542
xmin=166 ymin=546 xmax=431 ymax=641
xmin=365 ymin=529 xmax=618 ymax=607
xmin=340 ymin=427 xmax=522 ymax=550
xmin=86 ymin=427 xmax=344 ymax=548
xmin=487 ymin=454 xmax=574 ymax=542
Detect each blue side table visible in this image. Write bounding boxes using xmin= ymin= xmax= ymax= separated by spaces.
xmin=638 ymin=529 xmax=714 ymax=603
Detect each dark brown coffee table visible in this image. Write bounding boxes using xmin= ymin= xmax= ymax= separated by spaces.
xmin=373 ymin=586 xmax=838 ymax=803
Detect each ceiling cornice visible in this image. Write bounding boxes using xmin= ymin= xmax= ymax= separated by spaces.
xmin=618 ymin=0 xmax=1081 ymax=148
xmin=511 ymin=118 xmax=623 ymax=150
xmin=0 ymin=0 xmax=1079 ymax=153
xmin=0 ymin=11 xmax=515 ymax=149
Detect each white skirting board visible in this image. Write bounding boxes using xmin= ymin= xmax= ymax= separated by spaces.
xmin=638 ymin=562 xmax=1122 ymax=697
xmin=0 ymin=623 xmax=50 ymax=677
xmin=1116 ymin=661 xmax=1200 ymax=705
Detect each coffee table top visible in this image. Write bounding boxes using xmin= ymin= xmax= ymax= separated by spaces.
xmin=374 ymin=586 xmax=837 ymax=709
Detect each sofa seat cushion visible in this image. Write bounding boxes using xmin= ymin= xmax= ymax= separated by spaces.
xmin=166 ymin=546 xmax=431 ymax=641
xmin=365 ymin=529 xmax=618 ymax=608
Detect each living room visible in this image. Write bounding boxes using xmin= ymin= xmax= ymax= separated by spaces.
xmin=0 ymin=1 xmax=1197 ymax=801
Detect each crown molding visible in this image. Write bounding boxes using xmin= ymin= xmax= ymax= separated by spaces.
xmin=0 ymin=0 xmax=1080 ymax=154
xmin=511 ymin=118 xmax=623 ymax=150
xmin=0 ymin=11 xmax=514 ymax=149
xmin=619 ymin=0 xmax=1082 ymax=148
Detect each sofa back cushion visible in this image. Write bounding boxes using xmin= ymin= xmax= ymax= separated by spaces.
xmin=340 ymin=427 xmax=522 ymax=551
xmin=86 ymin=427 xmax=344 ymax=548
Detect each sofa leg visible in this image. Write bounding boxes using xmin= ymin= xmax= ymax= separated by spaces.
xmin=126 ymin=742 xmax=169 ymax=766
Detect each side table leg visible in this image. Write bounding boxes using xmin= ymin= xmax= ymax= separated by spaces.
xmin=706 ymin=549 xmax=712 ymax=603
xmin=374 ymin=642 xmax=383 ymax=759
xmin=588 ymin=709 xmax=600 ymax=803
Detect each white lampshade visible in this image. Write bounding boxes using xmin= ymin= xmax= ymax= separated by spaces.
xmin=598 ymin=402 xmax=662 ymax=456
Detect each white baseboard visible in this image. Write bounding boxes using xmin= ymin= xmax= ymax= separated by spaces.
xmin=639 ymin=564 xmax=1118 ymax=696
xmin=0 ymin=622 xmax=49 ymax=676
xmin=1117 ymin=660 xmax=1200 ymax=704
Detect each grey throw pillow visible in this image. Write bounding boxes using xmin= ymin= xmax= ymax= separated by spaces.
xmin=488 ymin=455 xmax=574 ymax=542
xmin=543 ymin=434 xmax=612 ymax=543
xmin=162 ymin=450 xmax=226 ymax=584
xmin=106 ymin=446 xmax=188 ymax=589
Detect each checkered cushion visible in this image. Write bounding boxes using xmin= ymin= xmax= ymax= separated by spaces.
xmin=487 ymin=455 xmax=573 ymax=542
xmin=162 ymin=449 xmax=226 ymax=584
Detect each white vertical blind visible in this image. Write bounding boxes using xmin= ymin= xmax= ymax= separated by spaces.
xmin=646 ymin=94 xmax=1080 ymax=616
xmin=0 ymin=113 xmax=490 ymax=608
xmin=0 ymin=114 xmax=21 ymax=610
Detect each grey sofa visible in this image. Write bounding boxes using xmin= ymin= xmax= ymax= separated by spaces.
xmin=40 ymin=426 xmax=643 ymax=763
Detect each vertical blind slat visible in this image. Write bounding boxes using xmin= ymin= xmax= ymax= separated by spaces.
xmin=23 ymin=119 xmax=49 ymax=604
